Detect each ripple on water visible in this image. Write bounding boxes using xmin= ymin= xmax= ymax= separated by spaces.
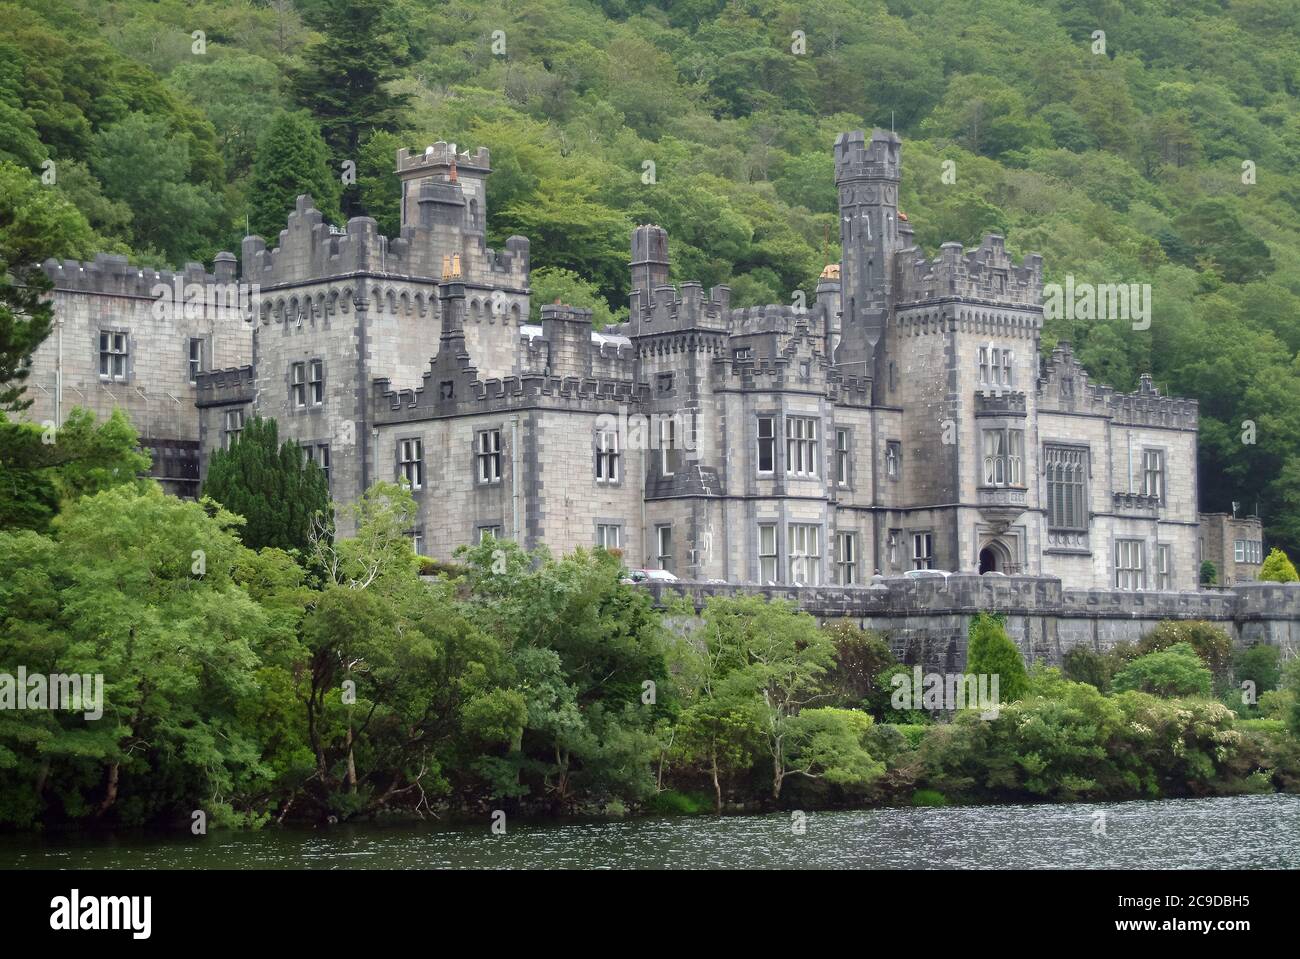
xmin=1 ymin=794 xmax=1296 ymax=870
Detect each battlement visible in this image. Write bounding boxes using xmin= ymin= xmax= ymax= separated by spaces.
xmin=625 ymin=281 xmax=731 ymax=335
xmin=42 ymin=252 xmax=236 ymax=299
xmin=834 ymin=129 xmax=901 ymax=183
xmin=194 ymin=365 xmax=255 ymax=407
xmin=396 ymin=142 xmax=491 ymax=177
xmin=242 ymin=191 xmax=529 ymax=289
xmin=974 ymin=390 xmax=1027 ymax=417
xmin=372 ymin=362 xmax=651 ymax=422
xmin=1039 ymin=342 xmax=1198 ymax=429
xmin=897 ymin=235 xmax=1043 ymax=308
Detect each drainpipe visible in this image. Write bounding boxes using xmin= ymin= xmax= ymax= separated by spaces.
xmin=55 ymin=314 xmax=63 ymax=428
xmin=511 ymin=414 xmax=521 ymax=542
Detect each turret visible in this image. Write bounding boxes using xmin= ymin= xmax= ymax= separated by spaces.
xmin=834 ymin=129 xmax=902 ymax=399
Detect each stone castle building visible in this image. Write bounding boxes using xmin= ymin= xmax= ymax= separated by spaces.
xmin=25 ymin=130 xmax=1210 ymax=591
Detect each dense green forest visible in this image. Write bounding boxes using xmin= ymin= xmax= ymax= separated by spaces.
xmin=2 ymin=0 xmax=1299 ymax=549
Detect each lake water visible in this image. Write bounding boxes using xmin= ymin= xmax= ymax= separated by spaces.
xmin=2 ymin=794 xmax=1296 ymax=869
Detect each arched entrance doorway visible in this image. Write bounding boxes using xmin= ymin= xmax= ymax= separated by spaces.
xmin=979 ymin=540 xmax=1011 ymax=574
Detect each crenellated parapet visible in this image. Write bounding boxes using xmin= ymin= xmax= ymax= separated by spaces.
xmin=896 ymin=235 xmax=1043 ymax=308
xmin=1039 ymin=341 xmax=1198 ymax=429
xmin=626 ymin=282 xmax=731 ymax=336
xmin=240 ymin=192 xmax=529 ymax=293
xmin=42 ymin=251 xmax=238 ymax=300
xmin=194 ymin=365 xmax=255 ymax=407
xmin=372 ymin=362 xmax=651 ymax=424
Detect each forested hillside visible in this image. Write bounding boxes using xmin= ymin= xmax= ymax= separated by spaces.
xmin=2 ymin=0 xmax=1299 ymax=549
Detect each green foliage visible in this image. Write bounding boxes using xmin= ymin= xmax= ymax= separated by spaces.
xmin=966 ymin=613 xmax=1029 ymax=703
xmin=248 ymin=111 xmax=342 ymax=240
xmin=201 ymin=416 xmax=331 ymax=553
xmin=1138 ymin=621 xmax=1234 ymax=693
xmin=1061 ymin=646 xmax=1109 ymax=692
xmin=910 ymin=788 xmax=948 ymax=807
xmin=820 ymin=621 xmax=897 ymax=709
xmin=0 ymin=159 xmax=99 ymax=411
xmin=1111 ymin=643 xmax=1213 ymax=699
xmin=1259 ymin=548 xmax=1299 ymax=583
xmin=0 ymin=407 xmax=151 ymax=531
xmin=1235 ymin=643 xmax=1282 ymax=696
xmin=1200 ymin=561 xmax=1218 ymax=586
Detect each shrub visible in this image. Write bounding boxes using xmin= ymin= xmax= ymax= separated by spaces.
xmin=910 ymin=788 xmax=948 ymax=807
xmin=966 ymin=612 xmax=1029 ymax=702
xmin=1062 ymin=646 xmax=1109 ymax=691
xmin=647 ymin=790 xmax=717 ymax=810
xmin=1138 ymin=621 xmax=1233 ymax=693
xmin=1200 ymin=560 xmax=1217 ymax=586
xmin=1259 ymin=548 xmax=1299 ymax=583
xmin=821 ymin=621 xmax=896 ymax=708
xmin=1234 ymin=643 xmax=1281 ymax=695
xmin=1111 ymin=642 xmax=1213 ymax=698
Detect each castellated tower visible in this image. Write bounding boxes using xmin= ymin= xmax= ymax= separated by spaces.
xmin=834 ymin=128 xmax=902 ymax=403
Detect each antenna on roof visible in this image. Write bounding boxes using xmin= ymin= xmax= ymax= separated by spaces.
xmin=891 ymin=110 xmax=895 ymax=133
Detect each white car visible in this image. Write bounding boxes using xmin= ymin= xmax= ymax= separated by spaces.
xmin=903 ymin=568 xmax=951 ymax=580
xmin=621 ymin=568 xmax=680 ymax=584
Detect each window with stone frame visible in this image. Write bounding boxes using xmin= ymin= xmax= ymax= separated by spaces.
xmin=595 ymin=524 xmax=621 ymax=550
xmin=1141 ymin=449 xmax=1165 ymax=502
xmin=1115 ymin=539 xmax=1145 ymax=590
xmin=834 ymin=531 xmax=857 ymax=585
xmin=981 ymin=427 xmax=1024 ymax=487
xmin=656 ymin=525 xmax=674 ymax=572
xmin=788 ymin=523 xmax=821 ymax=585
xmin=758 ymin=523 xmax=778 ymax=583
xmin=888 ymin=529 xmax=901 ymax=569
xmin=1156 ymin=544 xmax=1172 ymax=590
xmin=188 ymin=338 xmax=204 ymax=384
xmin=290 ymin=362 xmax=306 ymax=408
xmin=659 ymin=416 xmax=682 ymax=475
xmin=309 ymin=359 xmax=324 ymax=405
xmin=595 ymin=428 xmax=620 ymax=483
xmin=478 ymin=525 xmax=503 ymax=543
xmin=223 ymin=408 xmax=244 ymax=449
xmin=399 ymin=438 xmax=424 ymax=491
xmin=757 ymin=416 xmax=775 ymax=474
xmin=99 ymin=331 xmax=128 ymax=381
xmin=1045 ymin=445 xmax=1088 ymax=530
xmin=476 ymin=428 xmax=502 ymax=483
xmin=785 ymin=416 xmax=818 ymax=477
xmin=835 ymin=429 xmax=851 ymax=487
xmin=912 ymin=531 xmax=934 ymax=570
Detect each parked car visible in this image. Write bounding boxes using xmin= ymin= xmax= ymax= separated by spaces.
xmin=621 ymin=568 xmax=680 ymax=584
xmin=903 ymin=568 xmax=950 ymax=580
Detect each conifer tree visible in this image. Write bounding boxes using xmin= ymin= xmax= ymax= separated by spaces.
xmin=248 ymin=112 xmax=343 ymax=239
xmin=966 ymin=612 xmax=1029 ymax=703
xmin=1259 ymin=548 xmax=1299 ymax=583
xmin=202 ymin=416 xmax=331 ymax=553
xmin=290 ymin=0 xmax=410 ymax=211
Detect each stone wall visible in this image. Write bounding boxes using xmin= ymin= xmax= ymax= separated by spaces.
xmin=640 ymin=575 xmax=1300 ymax=673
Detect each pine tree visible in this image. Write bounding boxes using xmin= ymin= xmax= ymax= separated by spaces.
xmin=966 ymin=612 xmax=1029 ymax=703
xmin=1259 ymin=548 xmax=1299 ymax=583
xmin=290 ymin=0 xmax=410 ymax=215
xmin=247 ymin=112 xmax=343 ymax=239
xmin=202 ymin=416 xmax=331 ymax=553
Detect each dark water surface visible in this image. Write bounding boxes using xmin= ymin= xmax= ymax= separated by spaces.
xmin=2 ymin=794 xmax=1296 ymax=869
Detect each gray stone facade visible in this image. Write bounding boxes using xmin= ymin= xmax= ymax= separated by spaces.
xmin=23 ymin=131 xmax=1220 ymax=592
